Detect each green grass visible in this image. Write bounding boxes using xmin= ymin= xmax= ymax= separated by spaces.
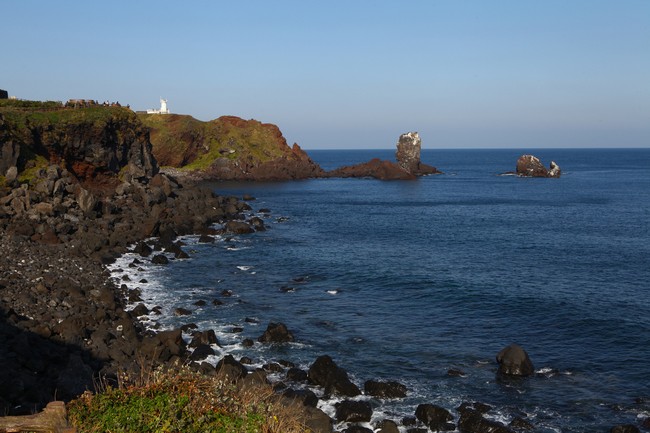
xmin=67 ymin=366 xmax=308 ymax=433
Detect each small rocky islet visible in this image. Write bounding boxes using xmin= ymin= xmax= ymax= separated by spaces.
xmin=6 ymin=99 xmax=643 ymax=432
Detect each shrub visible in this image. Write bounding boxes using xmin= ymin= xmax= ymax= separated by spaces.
xmin=67 ymin=365 xmax=308 ymax=433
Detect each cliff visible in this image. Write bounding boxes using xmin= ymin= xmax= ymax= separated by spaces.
xmin=0 ymin=99 xmax=157 ymax=191
xmin=139 ymin=113 xmax=324 ymax=181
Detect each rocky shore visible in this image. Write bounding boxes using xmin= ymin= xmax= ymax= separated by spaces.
xmin=2 ymin=101 xmax=641 ymax=432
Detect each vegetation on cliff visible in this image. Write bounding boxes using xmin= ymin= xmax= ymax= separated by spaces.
xmin=0 ymin=100 xmax=156 ymax=187
xmin=139 ymin=113 xmax=324 ymax=180
xmin=68 ymin=366 xmax=307 ymax=433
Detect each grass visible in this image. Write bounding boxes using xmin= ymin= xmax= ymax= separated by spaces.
xmin=138 ymin=114 xmax=290 ymax=170
xmin=67 ymin=365 xmax=310 ymax=433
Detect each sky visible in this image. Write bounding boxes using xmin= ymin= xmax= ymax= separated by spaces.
xmin=2 ymin=1 xmax=649 ymax=149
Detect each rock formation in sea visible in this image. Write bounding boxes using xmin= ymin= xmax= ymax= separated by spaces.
xmin=395 ymin=131 xmax=439 ymax=176
xmin=326 ymin=132 xmax=441 ymax=180
xmin=496 ymin=343 xmax=535 ymax=377
xmin=516 ymin=154 xmax=561 ymax=178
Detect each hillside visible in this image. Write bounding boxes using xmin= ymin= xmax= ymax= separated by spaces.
xmin=139 ymin=113 xmax=324 ymax=181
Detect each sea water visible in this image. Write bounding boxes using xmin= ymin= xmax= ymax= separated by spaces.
xmin=110 ymin=148 xmax=650 ymax=432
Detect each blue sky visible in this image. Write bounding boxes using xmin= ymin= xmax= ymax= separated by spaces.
xmin=2 ymin=1 xmax=649 ymax=149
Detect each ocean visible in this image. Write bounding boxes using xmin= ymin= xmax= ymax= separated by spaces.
xmin=110 ymin=148 xmax=650 ymax=432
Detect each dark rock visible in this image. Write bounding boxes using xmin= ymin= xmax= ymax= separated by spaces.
xmin=189 ymin=329 xmax=219 ymax=348
xmin=258 ymin=322 xmax=295 ymax=343
xmin=515 ymin=155 xmax=561 ymax=178
xmin=225 ymin=220 xmax=254 ymax=234
xmin=364 ymin=379 xmax=407 ymax=398
xmin=283 ymin=388 xmax=319 ymax=407
xmin=198 ymin=234 xmax=215 ymax=243
xmin=308 ymin=355 xmax=361 ymax=397
xmin=610 ymin=426 xmax=641 ymax=433
xmin=193 ymin=300 xmax=206 ymax=306
xmin=189 ymin=344 xmax=215 ymax=361
xmin=458 ymin=407 xmax=514 ymax=433
xmin=448 ymin=368 xmax=466 ymax=377
xmin=402 ymin=416 xmax=417 ymax=426
xmin=343 ymin=426 xmax=373 ymax=433
xmin=242 ymin=338 xmax=254 ymax=347
xmin=263 ymin=362 xmax=284 ymax=373
xmin=216 ymin=355 xmax=248 ymax=382
xmin=496 ymin=344 xmax=534 ymax=377
xmin=248 ymin=216 xmax=265 ymax=231
xmin=287 ymin=367 xmax=308 ymax=382
xmin=376 ymin=419 xmax=400 ymax=433
xmin=509 ymin=416 xmax=534 ymax=430
xmin=336 ymin=399 xmax=373 ymax=423
xmin=212 ymin=299 xmax=224 ymax=306
xmin=303 ymin=406 xmax=333 ymax=433
xmin=174 ymin=307 xmax=192 ymax=316
xmin=133 ymin=242 xmax=153 ymax=257
xmin=415 ymin=403 xmax=455 ymax=431
xmin=131 ymin=303 xmax=149 ymax=317
xmin=151 ymin=254 xmax=169 ymax=265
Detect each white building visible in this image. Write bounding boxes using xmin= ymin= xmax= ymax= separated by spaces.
xmin=147 ymin=98 xmax=170 ymax=114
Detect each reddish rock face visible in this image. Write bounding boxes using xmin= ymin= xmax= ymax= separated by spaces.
xmin=327 ymin=158 xmax=417 ymax=180
xmin=516 ymin=155 xmax=561 ymax=178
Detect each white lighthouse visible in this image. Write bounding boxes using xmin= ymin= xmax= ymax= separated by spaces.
xmin=147 ymin=98 xmax=170 ymax=114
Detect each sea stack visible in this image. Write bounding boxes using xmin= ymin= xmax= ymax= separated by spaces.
xmin=395 ymin=132 xmax=439 ymax=176
xmin=516 ymin=154 xmax=561 ymax=178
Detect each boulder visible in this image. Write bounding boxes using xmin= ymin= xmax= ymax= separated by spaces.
xmin=258 ymin=322 xmax=295 ymax=343
xmin=415 ymin=404 xmax=455 ymax=431
xmin=282 ymin=388 xmax=319 ymax=407
xmin=189 ymin=344 xmax=215 ymax=361
xmin=610 ymin=426 xmax=641 ymax=433
xmin=364 ymin=379 xmax=407 ymax=398
xmin=189 ymin=329 xmax=219 ymax=348
xmin=336 ymin=399 xmax=373 ymax=423
xmin=376 ymin=419 xmax=400 ymax=433
xmin=515 ymin=155 xmax=561 ymax=178
xmin=308 ymin=355 xmax=361 ymax=397
xmin=225 ymin=220 xmax=254 ymax=234
xmin=303 ymin=406 xmax=334 ymax=433
xmin=458 ymin=407 xmax=514 ymax=433
xmin=342 ymin=426 xmax=373 ymax=433
xmin=496 ymin=344 xmax=534 ymax=377
xmin=216 ymin=354 xmax=248 ymax=382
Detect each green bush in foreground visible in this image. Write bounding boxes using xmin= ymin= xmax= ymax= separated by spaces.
xmin=68 ymin=366 xmax=308 ymax=433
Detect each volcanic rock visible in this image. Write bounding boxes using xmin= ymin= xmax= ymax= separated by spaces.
xmin=496 ymin=343 xmax=534 ymax=377
xmin=515 ymin=155 xmax=561 ymax=178
xmin=364 ymin=379 xmax=407 ymax=398
xmin=308 ymin=355 xmax=361 ymax=397
xmin=396 ymin=132 xmax=439 ymax=176
xmin=415 ymin=403 xmax=455 ymax=431
xmin=258 ymin=322 xmax=295 ymax=343
xmin=336 ymin=400 xmax=373 ymax=423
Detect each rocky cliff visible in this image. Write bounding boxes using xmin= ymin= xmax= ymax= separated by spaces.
xmin=0 ymin=100 xmax=266 ymax=414
xmin=1 ymin=100 xmax=157 ymax=191
xmin=140 ymin=113 xmax=324 ymax=181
